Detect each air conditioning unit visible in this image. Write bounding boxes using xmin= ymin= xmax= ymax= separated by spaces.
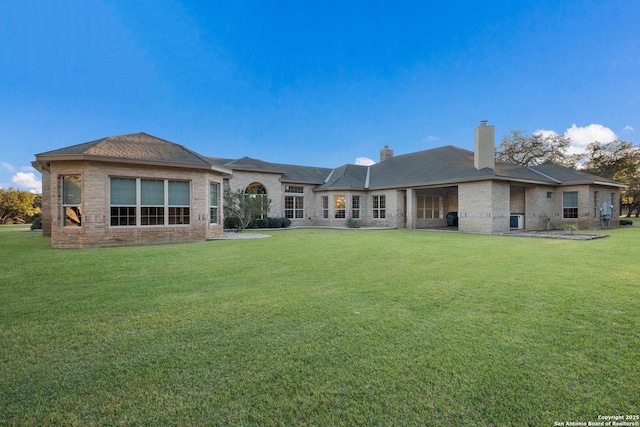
xmin=510 ymin=214 xmax=524 ymax=229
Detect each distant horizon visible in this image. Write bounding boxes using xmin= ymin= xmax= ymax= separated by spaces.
xmin=2 ymin=1 xmax=638 ymax=194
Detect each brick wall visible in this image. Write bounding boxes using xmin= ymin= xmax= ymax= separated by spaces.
xmin=458 ymin=181 xmax=510 ymax=234
xmin=47 ymin=161 xmax=224 ymax=248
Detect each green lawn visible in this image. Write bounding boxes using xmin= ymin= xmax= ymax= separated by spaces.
xmin=1 ymin=225 xmax=639 ymax=426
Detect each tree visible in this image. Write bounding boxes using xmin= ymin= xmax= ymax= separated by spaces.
xmin=496 ymin=129 xmax=578 ymax=168
xmin=581 ymin=139 xmax=640 ymax=217
xmin=0 ymin=188 xmax=41 ymax=224
xmin=223 ymin=188 xmax=271 ymax=232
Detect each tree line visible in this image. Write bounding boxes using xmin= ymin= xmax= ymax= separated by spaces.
xmin=497 ymin=130 xmax=640 ymax=217
xmin=0 ymin=188 xmax=41 ymax=224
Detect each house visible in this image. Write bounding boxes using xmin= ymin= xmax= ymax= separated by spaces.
xmin=33 ymin=133 xmax=230 ymax=248
xmin=33 ymin=122 xmax=624 ymax=248
xmin=213 ymin=122 xmax=625 ymax=234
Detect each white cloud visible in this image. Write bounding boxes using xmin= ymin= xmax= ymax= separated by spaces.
xmin=424 ymin=135 xmax=439 ymax=142
xmin=533 ymin=129 xmax=558 ymax=138
xmin=1 ymin=162 xmax=15 ymax=172
xmin=564 ymin=124 xmax=617 ymax=152
xmin=623 ymin=125 xmax=634 ymax=132
xmin=11 ymin=172 xmax=42 ymax=193
xmin=355 ymin=157 xmax=376 ymax=166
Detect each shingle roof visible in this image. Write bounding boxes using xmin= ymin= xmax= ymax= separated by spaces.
xmin=529 ymin=163 xmax=625 ymax=187
xmin=36 ymin=132 xmax=227 ymax=171
xmin=41 ymin=132 xmax=622 ymax=189
xmin=208 ymin=157 xmax=332 ymax=184
xmin=212 ymin=144 xmax=624 ymax=190
xmin=317 ymin=164 xmax=369 ymax=190
xmin=364 ymin=146 xmax=562 ymax=189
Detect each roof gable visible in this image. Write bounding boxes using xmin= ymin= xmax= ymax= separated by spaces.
xmin=316 ymin=164 xmax=369 ymax=190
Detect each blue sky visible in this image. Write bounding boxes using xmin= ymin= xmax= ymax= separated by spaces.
xmin=1 ymin=0 xmax=638 ymax=193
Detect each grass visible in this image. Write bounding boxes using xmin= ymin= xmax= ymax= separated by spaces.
xmin=1 ymin=225 xmax=639 ymax=426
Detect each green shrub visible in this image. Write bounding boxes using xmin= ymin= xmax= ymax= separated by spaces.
xmin=224 ymin=217 xmax=240 ymax=229
xmin=281 ymin=217 xmax=291 ymax=228
xmin=268 ymin=217 xmax=283 ymax=228
xmin=256 ymin=218 xmax=269 ymax=228
xmin=346 ymin=218 xmax=361 ymax=228
xmin=30 ymin=218 xmax=42 ymax=230
xmin=620 ymin=219 xmax=633 ymax=226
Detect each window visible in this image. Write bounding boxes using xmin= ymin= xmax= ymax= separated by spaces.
xmin=563 ymin=192 xmax=578 ymax=218
xmin=245 ymin=183 xmax=268 ymax=219
xmin=594 ymin=191 xmax=599 ymax=218
xmin=373 ymin=195 xmax=386 ymax=219
xmin=61 ymin=175 xmax=82 ymax=227
xmin=110 ymin=178 xmax=136 ymax=226
xmin=110 ymin=178 xmax=190 ymax=227
xmin=334 ymin=195 xmax=346 ymax=219
xmin=210 ymin=183 xmax=219 ymax=224
xmin=285 ymin=185 xmax=304 ymax=193
xmin=141 ymin=179 xmax=164 ymax=225
xmin=285 ymin=196 xmax=304 ymax=218
xmin=168 ymin=180 xmax=190 ymax=225
xmin=322 ymin=196 xmax=329 ymax=219
xmin=417 ymin=195 xmax=441 ymax=219
xmin=352 ymin=196 xmax=360 ymax=219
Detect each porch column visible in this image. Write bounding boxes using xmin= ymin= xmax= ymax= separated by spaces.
xmin=406 ymin=188 xmax=415 ymax=229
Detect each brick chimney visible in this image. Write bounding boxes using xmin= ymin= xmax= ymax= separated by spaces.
xmin=474 ymin=120 xmax=495 ymax=170
xmin=380 ymin=145 xmax=393 ymax=162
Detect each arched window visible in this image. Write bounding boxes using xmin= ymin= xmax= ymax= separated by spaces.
xmin=245 ymin=183 xmax=268 ymax=219
xmin=245 ymin=183 xmax=267 ymax=195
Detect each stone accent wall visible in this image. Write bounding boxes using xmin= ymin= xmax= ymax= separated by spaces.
xmin=46 ymin=161 xmax=224 ymax=248
xmin=226 ymin=171 xmax=283 ymax=218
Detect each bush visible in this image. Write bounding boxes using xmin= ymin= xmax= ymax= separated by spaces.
xmin=346 ymin=218 xmax=361 ymax=228
xmin=620 ymin=219 xmax=633 ymax=226
xmin=224 ymin=217 xmax=240 ymax=229
xmin=30 ymin=218 xmax=42 ymax=230
xmin=226 ymin=216 xmax=292 ymax=229
xmin=268 ymin=217 xmax=283 ymax=228
xmin=255 ymin=218 xmax=269 ymax=228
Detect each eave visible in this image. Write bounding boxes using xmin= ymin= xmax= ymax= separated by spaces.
xmin=34 ymin=153 xmax=233 ymax=176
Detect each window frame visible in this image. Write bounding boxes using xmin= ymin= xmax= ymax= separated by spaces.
xmin=373 ymin=195 xmax=386 ymax=219
xmin=351 ymin=195 xmax=360 ymax=219
xmin=562 ymin=191 xmax=578 ymax=219
xmin=285 ymin=185 xmax=304 ymax=194
xmin=61 ymin=175 xmax=82 ymax=227
xmin=109 ymin=177 xmax=191 ymax=227
xmin=321 ymin=196 xmax=329 ymax=219
xmin=210 ymin=182 xmax=219 ymax=224
xmin=417 ymin=195 xmax=441 ymax=219
xmin=285 ymin=195 xmax=304 ymax=219
xmin=334 ymin=195 xmax=346 ymax=219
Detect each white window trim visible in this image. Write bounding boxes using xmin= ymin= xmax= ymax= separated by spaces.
xmin=109 ymin=177 xmax=191 ymax=227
